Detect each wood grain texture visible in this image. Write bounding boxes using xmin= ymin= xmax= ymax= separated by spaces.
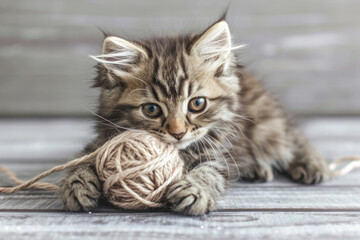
xmin=0 ymin=0 xmax=359 ymax=116
xmin=0 ymin=211 xmax=360 ymax=240
xmin=0 ymin=118 xmax=359 ymax=239
xmin=1 ymin=181 xmax=360 ymax=211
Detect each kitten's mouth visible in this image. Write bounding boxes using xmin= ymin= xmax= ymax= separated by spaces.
xmin=162 ymin=128 xmax=207 ymax=149
xmin=171 ymin=128 xmax=208 ymax=149
xmin=173 ymin=138 xmax=193 ymax=149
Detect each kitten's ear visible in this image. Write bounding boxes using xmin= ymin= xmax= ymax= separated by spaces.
xmin=91 ymin=36 xmax=148 ymax=71
xmin=91 ymin=36 xmax=149 ymax=88
xmin=191 ymin=21 xmax=232 ymax=66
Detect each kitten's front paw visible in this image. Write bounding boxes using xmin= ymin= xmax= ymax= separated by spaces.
xmin=288 ymin=162 xmax=327 ymax=184
xmin=59 ymin=167 xmax=102 ymax=211
xmin=165 ymin=179 xmax=215 ymax=216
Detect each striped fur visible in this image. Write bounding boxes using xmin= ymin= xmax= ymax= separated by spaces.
xmin=59 ymin=19 xmax=329 ymax=215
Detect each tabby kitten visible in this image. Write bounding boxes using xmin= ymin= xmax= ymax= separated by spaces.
xmin=59 ymin=17 xmax=329 ymax=215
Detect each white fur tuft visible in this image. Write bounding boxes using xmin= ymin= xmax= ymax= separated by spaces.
xmin=90 ymin=36 xmax=147 ymax=67
xmin=193 ymin=21 xmax=245 ymax=63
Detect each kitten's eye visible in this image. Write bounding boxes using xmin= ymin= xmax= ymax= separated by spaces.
xmin=188 ymin=97 xmax=207 ymax=113
xmin=142 ymin=103 xmax=162 ymax=118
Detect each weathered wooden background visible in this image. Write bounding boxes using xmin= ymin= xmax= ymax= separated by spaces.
xmin=0 ymin=0 xmax=359 ymax=116
xmin=1 ymin=2 xmax=360 ymax=239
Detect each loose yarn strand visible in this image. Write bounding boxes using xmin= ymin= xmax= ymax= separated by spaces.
xmin=0 ymin=151 xmax=98 ymax=193
xmin=0 ymin=166 xmax=58 ymax=191
xmin=0 ymin=166 xmax=27 ymax=185
xmin=329 ymin=156 xmax=360 ymax=177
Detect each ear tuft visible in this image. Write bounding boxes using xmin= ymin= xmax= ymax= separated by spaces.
xmin=192 ymin=21 xmax=245 ymax=67
xmin=218 ymin=5 xmax=229 ymax=22
xmin=90 ymin=36 xmax=148 ymax=69
xmin=90 ymin=36 xmax=149 ymax=88
xmin=192 ymin=21 xmax=232 ymax=63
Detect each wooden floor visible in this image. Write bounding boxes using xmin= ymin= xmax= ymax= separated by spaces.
xmin=0 ymin=118 xmax=360 ymax=239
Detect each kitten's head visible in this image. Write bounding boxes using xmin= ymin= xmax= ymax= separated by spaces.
xmin=91 ymin=20 xmax=243 ymax=149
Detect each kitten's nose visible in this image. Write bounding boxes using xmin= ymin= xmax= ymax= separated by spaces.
xmin=167 ymin=118 xmax=186 ymax=140
xmin=169 ymin=131 xmax=186 ymax=140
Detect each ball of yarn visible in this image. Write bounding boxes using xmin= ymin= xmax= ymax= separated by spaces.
xmin=95 ymin=131 xmax=184 ymax=210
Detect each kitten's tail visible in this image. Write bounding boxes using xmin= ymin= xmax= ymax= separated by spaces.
xmin=329 ymin=156 xmax=360 ymax=178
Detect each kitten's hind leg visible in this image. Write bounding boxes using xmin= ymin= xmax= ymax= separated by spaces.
xmin=287 ymin=130 xmax=330 ymax=184
xmin=58 ymin=162 xmax=102 ymax=211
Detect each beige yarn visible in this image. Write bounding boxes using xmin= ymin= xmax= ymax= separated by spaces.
xmin=0 ymin=130 xmax=184 ymax=210
xmin=96 ymin=131 xmax=184 ymax=209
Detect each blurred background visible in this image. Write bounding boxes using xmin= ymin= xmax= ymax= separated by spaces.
xmin=1 ymin=0 xmax=359 ymax=117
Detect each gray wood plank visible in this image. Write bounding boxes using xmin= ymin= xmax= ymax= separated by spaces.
xmin=0 ymin=211 xmax=360 ymax=240
xmin=1 ymin=160 xmax=360 ymax=190
xmin=1 ymin=179 xmax=359 ymax=211
xmin=0 ymin=0 xmax=360 ymax=116
xmin=218 ymin=181 xmax=360 ymax=211
xmin=0 ymin=118 xmax=95 ymax=161
xmin=1 ymin=117 xmax=359 ymax=161
xmin=0 ymin=162 xmax=65 ymax=187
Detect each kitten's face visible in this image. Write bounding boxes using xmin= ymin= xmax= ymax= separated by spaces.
xmin=93 ymin=21 xmax=241 ymax=149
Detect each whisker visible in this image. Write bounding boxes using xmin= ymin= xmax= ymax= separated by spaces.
xmin=205 ymin=135 xmax=239 ymax=182
xmin=129 ymin=75 xmax=149 ymax=86
xmin=197 ymin=136 xmax=212 ymax=163
xmin=203 ymin=135 xmax=231 ymax=181
xmin=206 ymin=134 xmax=241 ymax=182
xmin=128 ymin=88 xmax=148 ymax=95
xmin=92 ymin=120 xmax=121 ymax=133
xmin=86 ymin=108 xmax=140 ymax=132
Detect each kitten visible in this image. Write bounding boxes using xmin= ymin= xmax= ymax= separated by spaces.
xmin=59 ymin=16 xmax=329 ymax=215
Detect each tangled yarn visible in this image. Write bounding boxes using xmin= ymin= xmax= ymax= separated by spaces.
xmin=0 ymin=130 xmax=184 ymax=210
xmin=96 ymin=131 xmax=184 ymax=209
